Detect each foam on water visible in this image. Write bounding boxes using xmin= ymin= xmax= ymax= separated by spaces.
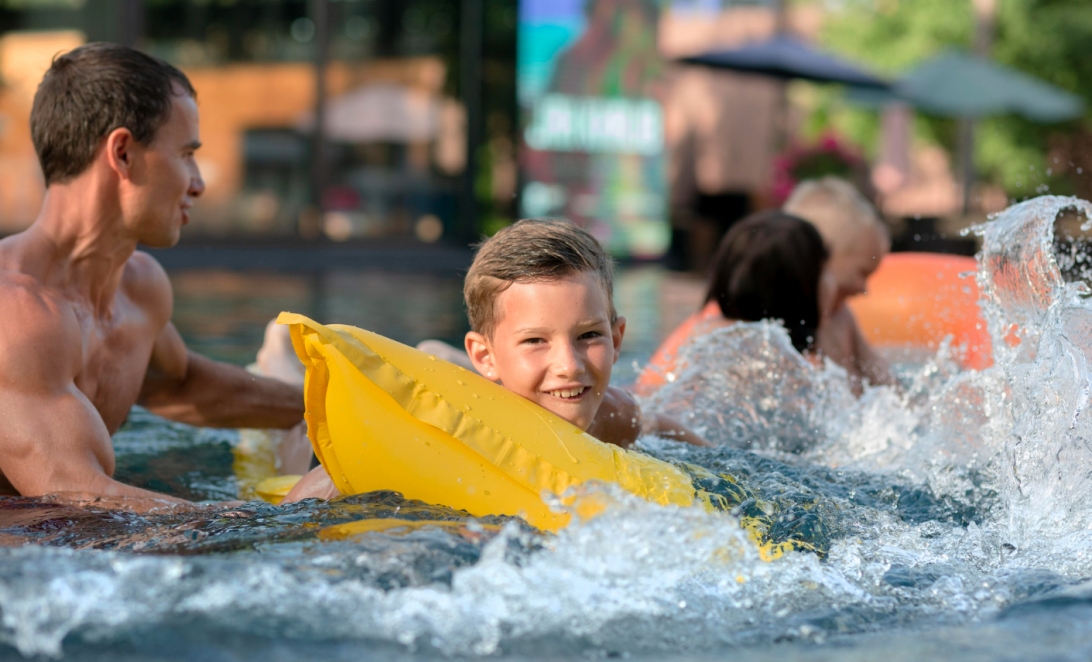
xmin=2 ymin=196 xmax=1092 ymax=659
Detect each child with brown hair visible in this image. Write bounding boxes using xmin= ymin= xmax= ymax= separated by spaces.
xmin=284 ymin=219 xmax=705 ymax=502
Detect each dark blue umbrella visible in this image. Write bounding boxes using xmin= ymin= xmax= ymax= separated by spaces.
xmin=679 ymin=35 xmax=889 ymax=89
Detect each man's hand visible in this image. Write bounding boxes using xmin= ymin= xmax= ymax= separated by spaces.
xmin=282 ymin=465 xmax=340 ymax=503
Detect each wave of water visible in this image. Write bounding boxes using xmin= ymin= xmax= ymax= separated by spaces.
xmin=2 ymin=196 xmax=1092 ymax=660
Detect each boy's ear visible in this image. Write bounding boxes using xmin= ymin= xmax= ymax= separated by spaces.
xmin=611 ymin=316 xmax=626 ymax=364
xmin=464 ymin=331 xmax=498 ymax=381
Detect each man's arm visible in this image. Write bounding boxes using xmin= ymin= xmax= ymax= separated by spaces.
xmin=0 ymin=290 xmax=188 ymax=510
xmin=0 ymin=386 xmax=190 ymax=510
xmin=139 ymin=322 xmax=304 ymax=429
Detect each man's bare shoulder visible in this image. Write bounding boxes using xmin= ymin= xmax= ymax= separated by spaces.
xmin=0 ymin=274 xmax=81 ymax=386
xmin=122 ymin=251 xmax=172 ymax=321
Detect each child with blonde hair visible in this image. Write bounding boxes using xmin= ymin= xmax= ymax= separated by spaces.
xmin=784 ymin=177 xmax=894 ymax=388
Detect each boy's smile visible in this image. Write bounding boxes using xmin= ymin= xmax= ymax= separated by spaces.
xmin=465 ymin=270 xmax=625 ymax=431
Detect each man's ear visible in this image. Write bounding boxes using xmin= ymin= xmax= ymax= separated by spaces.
xmin=611 ymin=315 xmax=626 ymax=364
xmin=464 ymin=331 xmax=498 ymax=381
xmin=105 ymin=127 xmax=136 ymax=180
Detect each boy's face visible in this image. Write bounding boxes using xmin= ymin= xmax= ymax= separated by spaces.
xmin=465 ymin=270 xmax=625 ymax=431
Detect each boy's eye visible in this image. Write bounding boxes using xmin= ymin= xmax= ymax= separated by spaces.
xmin=521 ymin=337 xmax=545 ymax=345
xmin=578 ymin=331 xmax=604 ymax=340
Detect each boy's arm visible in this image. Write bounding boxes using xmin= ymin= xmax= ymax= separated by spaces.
xmin=586 ymin=386 xmax=642 ymax=448
xmin=641 ymin=412 xmax=711 ymax=447
xmin=587 ymin=386 xmax=712 ymax=448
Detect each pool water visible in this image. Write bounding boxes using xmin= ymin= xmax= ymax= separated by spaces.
xmin=3 ymin=197 xmax=1092 ymax=661
xmin=168 ymin=265 xmax=705 ymax=382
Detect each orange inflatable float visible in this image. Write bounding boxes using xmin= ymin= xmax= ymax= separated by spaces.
xmin=848 ymin=253 xmax=991 ymax=370
xmin=637 ymin=252 xmax=992 ymax=391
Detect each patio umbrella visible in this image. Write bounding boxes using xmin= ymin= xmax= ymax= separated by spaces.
xmin=679 ymin=35 xmax=890 ymax=89
xmin=849 ymin=51 xmax=1084 ymax=213
xmin=852 ymin=51 xmax=1084 ymax=121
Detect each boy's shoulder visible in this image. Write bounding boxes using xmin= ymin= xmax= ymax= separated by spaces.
xmin=586 ymin=386 xmax=640 ymax=449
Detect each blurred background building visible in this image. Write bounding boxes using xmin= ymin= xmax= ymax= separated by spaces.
xmin=0 ymin=0 xmax=1086 ymax=265
xmin=0 ymin=0 xmax=518 ymax=246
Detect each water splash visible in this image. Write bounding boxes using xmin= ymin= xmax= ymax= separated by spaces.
xmin=4 ymin=196 xmax=1092 ymax=659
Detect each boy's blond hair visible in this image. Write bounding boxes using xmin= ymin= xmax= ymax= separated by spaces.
xmin=465 ymin=219 xmax=616 ymax=338
xmin=783 ymin=177 xmax=887 ymax=253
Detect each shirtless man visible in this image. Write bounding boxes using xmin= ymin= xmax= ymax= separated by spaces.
xmin=783 ymin=177 xmax=895 ymax=388
xmin=0 ymin=43 xmax=304 ymax=509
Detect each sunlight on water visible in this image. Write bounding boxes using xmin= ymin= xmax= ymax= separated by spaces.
xmin=2 ymin=196 xmax=1092 ymax=660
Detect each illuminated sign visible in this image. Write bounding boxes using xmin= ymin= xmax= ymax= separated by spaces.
xmin=517 ymin=0 xmax=669 ymax=258
xmin=525 ymin=95 xmax=663 ymax=155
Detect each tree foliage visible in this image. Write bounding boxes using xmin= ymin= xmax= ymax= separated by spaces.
xmin=818 ymin=0 xmax=1092 ymax=201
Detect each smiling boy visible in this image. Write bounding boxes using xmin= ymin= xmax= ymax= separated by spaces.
xmin=284 ymin=219 xmax=705 ymax=502
xmin=462 ymin=219 xmax=631 ymax=438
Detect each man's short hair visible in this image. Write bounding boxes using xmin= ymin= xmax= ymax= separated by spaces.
xmin=464 ymin=219 xmax=616 ymax=338
xmin=783 ymin=177 xmax=887 ymax=254
xmin=31 ymin=42 xmax=196 ymax=186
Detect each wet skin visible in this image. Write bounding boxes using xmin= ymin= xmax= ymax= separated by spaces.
xmin=283 ymin=271 xmax=707 ymax=504
xmin=816 ymin=225 xmax=894 ymax=389
xmin=0 ymin=89 xmax=304 ymax=510
xmin=465 ymin=271 xmax=623 ymax=432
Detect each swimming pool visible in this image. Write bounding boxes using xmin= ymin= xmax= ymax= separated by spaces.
xmin=2 ymin=197 xmax=1092 ymax=661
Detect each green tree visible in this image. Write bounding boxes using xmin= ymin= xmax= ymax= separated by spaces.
xmin=817 ymin=0 xmax=1092 ymax=202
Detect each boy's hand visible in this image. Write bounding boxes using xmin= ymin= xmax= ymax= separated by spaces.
xmin=641 ymin=412 xmax=712 ymax=447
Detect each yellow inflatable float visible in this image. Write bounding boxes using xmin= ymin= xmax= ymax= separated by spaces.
xmin=271 ymin=313 xmax=821 ymax=557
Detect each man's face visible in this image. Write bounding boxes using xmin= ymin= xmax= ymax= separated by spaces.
xmin=826 ymin=226 xmax=888 ymax=307
xmin=122 ymin=90 xmax=205 ymax=248
xmin=465 ymin=271 xmax=625 ymax=431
